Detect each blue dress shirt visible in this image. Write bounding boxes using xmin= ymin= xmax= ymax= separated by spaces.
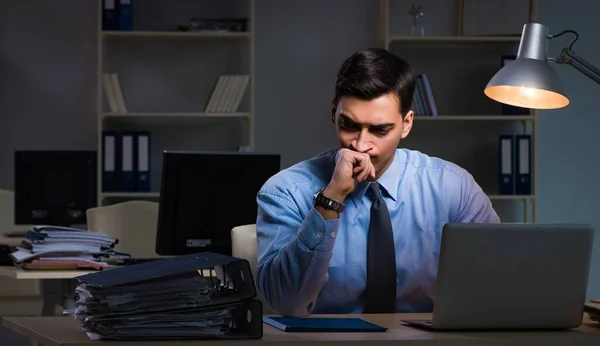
xmin=255 ymin=147 xmax=500 ymax=316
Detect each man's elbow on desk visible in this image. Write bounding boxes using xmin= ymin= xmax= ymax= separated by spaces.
xmin=256 ymin=265 xmax=315 ymax=317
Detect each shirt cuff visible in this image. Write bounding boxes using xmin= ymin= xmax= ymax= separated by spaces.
xmin=296 ymin=207 xmax=339 ymax=252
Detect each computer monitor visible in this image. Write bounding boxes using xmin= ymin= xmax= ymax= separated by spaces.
xmin=14 ymin=150 xmax=97 ymax=227
xmin=155 ymin=150 xmax=281 ymax=256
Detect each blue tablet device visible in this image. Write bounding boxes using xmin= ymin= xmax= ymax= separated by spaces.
xmin=262 ymin=316 xmax=388 ymax=332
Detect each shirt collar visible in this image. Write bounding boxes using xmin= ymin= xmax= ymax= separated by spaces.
xmin=373 ymin=149 xmax=404 ymax=201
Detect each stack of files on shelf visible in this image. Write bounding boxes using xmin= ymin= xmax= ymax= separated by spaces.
xmin=412 ymin=73 xmax=438 ymax=116
xmin=8 ymin=225 xmax=129 ymax=271
xmin=204 ymin=75 xmax=249 ymax=113
xmin=66 ymin=252 xmax=263 ymax=341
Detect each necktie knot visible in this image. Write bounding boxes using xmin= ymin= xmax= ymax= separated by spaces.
xmin=368 ymin=182 xmax=382 ymax=199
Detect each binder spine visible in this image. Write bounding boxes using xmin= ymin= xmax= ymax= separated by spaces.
xmin=102 ymin=0 xmax=119 ymax=30
xmin=102 ymin=131 xmax=118 ymax=192
xmin=118 ymin=0 xmax=134 ymax=31
xmin=499 ymin=134 xmax=515 ymax=195
xmin=119 ymin=132 xmax=137 ymax=192
xmin=135 ymin=131 xmax=151 ymax=192
xmin=515 ymin=134 xmax=532 ymax=195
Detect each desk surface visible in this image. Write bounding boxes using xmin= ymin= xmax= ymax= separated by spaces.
xmin=0 ymin=235 xmax=25 ymax=247
xmin=0 ymin=266 xmax=215 ymax=280
xmin=0 ymin=236 xmax=97 ymax=279
xmin=3 ymin=314 xmax=600 ymax=346
xmin=0 ymin=266 xmax=96 ymax=279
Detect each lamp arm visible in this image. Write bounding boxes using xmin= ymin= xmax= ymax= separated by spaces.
xmin=554 ymin=48 xmax=600 ymax=84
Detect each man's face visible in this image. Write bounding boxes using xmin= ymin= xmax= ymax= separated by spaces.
xmin=331 ymin=93 xmax=413 ymax=177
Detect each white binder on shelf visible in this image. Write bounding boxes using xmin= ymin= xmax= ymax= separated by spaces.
xmin=499 ymin=134 xmax=515 ymax=195
xmin=120 ymin=132 xmax=135 ymax=191
xmin=515 ymin=134 xmax=532 ymax=195
xmin=102 ymin=131 xmax=118 ymax=192
xmin=135 ymin=131 xmax=151 ymax=192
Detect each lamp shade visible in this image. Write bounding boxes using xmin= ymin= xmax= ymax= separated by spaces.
xmin=484 ymin=23 xmax=570 ymax=109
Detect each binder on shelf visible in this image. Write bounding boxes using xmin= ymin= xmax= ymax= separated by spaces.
xmin=102 ymin=0 xmax=119 ymax=31
xmin=135 ymin=131 xmax=150 ymax=192
xmin=499 ymin=134 xmax=515 ymax=195
xmin=119 ymin=132 xmax=136 ymax=192
xmin=102 ymin=131 xmax=119 ymax=192
xmin=118 ymin=0 xmax=134 ymax=31
xmin=515 ymin=134 xmax=532 ymax=195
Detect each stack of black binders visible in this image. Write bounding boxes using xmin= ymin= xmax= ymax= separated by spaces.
xmin=66 ymin=252 xmax=263 ymax=340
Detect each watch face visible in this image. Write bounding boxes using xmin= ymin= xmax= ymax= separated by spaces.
xmin=313 ymin=188 xmax=324 ymax=204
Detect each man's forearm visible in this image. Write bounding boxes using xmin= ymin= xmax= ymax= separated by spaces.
xmin=256 ymin=207 xmax=338 ymax=316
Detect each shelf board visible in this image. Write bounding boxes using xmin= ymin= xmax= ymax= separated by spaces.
xmin=414 ymin=115 xmax=534 ymax=121
xmin=103 ymin=112 xmax=250 ymax=119
xmin=101 ymin=192 xmax=160 ymax=198
xmin=488 ymin=194 xmax=535 ymax=200
xmin=389 ymin=35 xmax=520 ymax=43
xmin=102 ymin=31 xmax=250 ymax=39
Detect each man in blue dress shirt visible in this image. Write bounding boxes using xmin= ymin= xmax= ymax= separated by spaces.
xmin=255 ymin=47 xmax=500 ymax=317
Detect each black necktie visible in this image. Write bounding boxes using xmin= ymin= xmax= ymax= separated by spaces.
xmin=364 ymin=182 xmax=397 ymax=313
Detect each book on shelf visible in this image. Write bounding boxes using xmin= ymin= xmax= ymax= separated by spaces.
xmin=102 ymin=72 xmax=128 ymax=113
xmin=204 ymin=75 xmax=249 ymax=113
xmin=412 ymin=74 xmax=437 ymax=116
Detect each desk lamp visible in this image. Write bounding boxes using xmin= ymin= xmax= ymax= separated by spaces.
xmin=484 ymin=23 xmax=600 ymax=109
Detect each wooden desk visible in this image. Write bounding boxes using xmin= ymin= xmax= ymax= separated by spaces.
xmin=0 ymin=235 xmax=26 ymax=247
xmin=0 ymin=266 xmax=215 ymax=315
xmin=0 ymin=266 xmax=98 ymax=280
xmin=0 ymin=266 xmax=214 ymax=280
xmin=3 ymin=314 xmax=600 ymax=346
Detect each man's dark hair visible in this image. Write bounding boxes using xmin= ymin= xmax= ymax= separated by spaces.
xmin=334 ymin=47 xmax=415 ymax=117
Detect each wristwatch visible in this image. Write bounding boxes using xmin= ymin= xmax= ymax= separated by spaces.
xmin=313 ymin=188 xmax=345 ymax=213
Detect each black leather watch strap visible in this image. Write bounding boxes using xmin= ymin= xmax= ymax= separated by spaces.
xmin=313 ymin=188 xmax=345 ymax=213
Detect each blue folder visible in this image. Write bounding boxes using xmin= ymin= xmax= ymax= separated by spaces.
xmin=262 ymin=316 xmax=387 ymax=332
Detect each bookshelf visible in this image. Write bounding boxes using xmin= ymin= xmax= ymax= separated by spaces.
xmin=95 ymin=0 xmax=254 ymax=206
xmin=381 ymin=0 xmax=538 ymax=222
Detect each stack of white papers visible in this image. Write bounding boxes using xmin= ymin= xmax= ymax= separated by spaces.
xmin=9 ymin=225 xmax=128 ymax=270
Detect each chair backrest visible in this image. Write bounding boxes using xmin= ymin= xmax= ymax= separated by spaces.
xmin=231 ymin=224 xmax=258 ymax=277
xmin=231 ymin=223 xmax=274 ymax=314
xmin=0 ymin=189 xmax=32 ymax=234
xmin=86 ymin=201 xmax=161 ymax=258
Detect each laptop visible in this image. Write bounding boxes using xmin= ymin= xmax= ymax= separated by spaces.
xmin=403 ymin=222 xmax=594 ymax=330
